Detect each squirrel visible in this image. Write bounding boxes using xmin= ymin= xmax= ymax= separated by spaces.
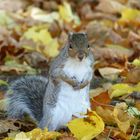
xmin=6 ymin=32 xmax=94 ymax=131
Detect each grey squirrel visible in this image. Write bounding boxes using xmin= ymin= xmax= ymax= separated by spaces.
xmin=6 ymin=32 xmax=94 ymax=131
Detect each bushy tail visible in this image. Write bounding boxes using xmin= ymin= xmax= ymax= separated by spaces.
xmin=6 ymin=76 xmax=48 ymax=122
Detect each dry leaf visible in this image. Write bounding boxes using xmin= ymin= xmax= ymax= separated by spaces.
xmin=96 ymin=0 xmax=126 ymax=14
xmin=95 ymin=106 xmax=115 ymax=125
xmin=120 ymin=8 xmax=140 ymax=21
xmin=30 ymin=7 xmax=59 ymax=23
xmin=109 ymin=82 xmax=140 ymax=98
xmin=98 ymin=67 xmax=123 ymax=80
xmin=22 ymin=25 xmax=59 ymax=57
xmin=15 ymin=132 xmax=29 ymax=140
xmin=58 ymin=1 xmax=80 ymax=26
xmin=0 ymin=120 xmax=18 ymax=134
xmin=113 ymin=103 xmax=130 ymax=133
xmin=0 ymin=60 xmax=37 ymax=74
xmin=67 ymin=111 xmax=104 ymax=140
xmin=124 ymin=68 xmax=140 ymax=84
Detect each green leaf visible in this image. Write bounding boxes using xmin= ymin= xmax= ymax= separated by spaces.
xmin=127 ymin=106 xmax=140 ymax=119
xmin=132 ymin=59 xmax=140 ymax=67
xmin=0 ymin=10 xmax=15 ymax=27
xmin=0 ymin=80 xmax=8 ymax=86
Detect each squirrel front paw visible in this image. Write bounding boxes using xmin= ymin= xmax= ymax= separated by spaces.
xmin=71 ymin=76 xmax=80 ymax=90
xmin=72 ymin=78 xmax=89 ymax=90
xmin=73 ymin=83 xmax=81 ymax=90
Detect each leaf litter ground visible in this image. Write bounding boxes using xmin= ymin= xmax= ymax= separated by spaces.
xmin=0 ymin=0 xmax=140 ymax=139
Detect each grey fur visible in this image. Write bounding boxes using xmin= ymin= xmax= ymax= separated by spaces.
xmin=6 ymin=32 xmax=94 ymax=130
xmin=6 ymin=76 xmax=48 ymax=122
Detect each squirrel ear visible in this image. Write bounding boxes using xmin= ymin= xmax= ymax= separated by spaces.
xmin=82 ymin=32 xmax=88 ymax=37
xmin=68 ymin=32 xmax=73 ymax=40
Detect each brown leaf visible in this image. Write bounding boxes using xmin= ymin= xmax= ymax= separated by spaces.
xmin=95 ymin=106 xmax=115 ymax=124
xmin=58 ymin=135 xmax=77 ymax=140
xmin=92 ymin=45 xmax=134 ymax=62
xmin=0 ymin=120 xmax=18 ymax=134
xmin=92 ymin=91 xmax=111 ymax=106
xmin=113 ymin=103 xmax=130 ymax=133
xmin=124 ymin=68 xmax=140 ymax=84
xmin=0 ymin=0 xmax=29 ymax=12
xmin=95 ymin=0 xmax=126 ymax=14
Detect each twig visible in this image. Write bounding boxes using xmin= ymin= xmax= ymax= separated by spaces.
xmin=107 ymin=127 xmax=113 ymax=140
xmin=130 ymin=124 xmax=137 ymax=140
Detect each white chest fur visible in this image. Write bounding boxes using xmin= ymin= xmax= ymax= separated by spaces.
xmin=51 ymin=58 xmax=92 ymax=130
xmin=63 ymin=58 xmax=92 ymax=82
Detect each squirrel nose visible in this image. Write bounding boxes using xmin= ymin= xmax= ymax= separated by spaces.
xmin=77 ymin=52 xmax=85 ymax=61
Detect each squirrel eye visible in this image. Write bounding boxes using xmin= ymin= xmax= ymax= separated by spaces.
xmin=69 ymin=44 xmax=73 ymax=49
xmin=87 ymin=45 xmax=90 ymax=49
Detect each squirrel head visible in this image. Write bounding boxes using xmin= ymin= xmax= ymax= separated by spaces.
xmin=67 ymin=32 xmax=90 ymax=61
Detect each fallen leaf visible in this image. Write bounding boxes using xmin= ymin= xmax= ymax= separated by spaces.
xmin=92 ymin=91 xmax=111 ymax=105
xmin=30 ymin=7 xmax=60 ymax=23
xmin=58 ymin=1 xmax=80 ymax=26
xmin=120 ymin=8 xmax=140 ymax=21
xmin=0 ymin=10 xmax=15 ymax=27
xmin=0 ymin=60 xmax=37 ymax=74
xmin=15 ymin=132 xmax=29 ymax=140
xmin=0 ymin=120 xmax=18 ymax=134
xmin=98 ymin=67 xmax=123 ymax=80
xmin=109 ymin=82 xmax=140 ymax=98
xmin=132 ymin=59 xmax=140 ymax=67
xmin=67 ymin=111 xmax=104 ymax=140
xmin=26 ymin=128 xmax=61 ymax=140
xmin=127 ymin=106 xmax=140 ymax=118
xmin=124 ymin=68 xmax=140 ymax=84
xmin=110 ymin=84 xmax=130 ymax=98
xmin=108 ymin=83 xmax=133 ymax=98
xmin=96 ymin=0 xmax=126 ymax=14
xmin=22 ymin=25 xmax=59 ymax=57
xmin=0 ymin=80 xmax=8 ymax=86
xmin=0 ymin=0 xmax=29 ymax=12
xmin=5 ymin=128 xmax=61 ymax=140
xmin=92 ymin=44 xmax=134 ymax=64
xmin=106 ymin=44 xmax=134 ymax=57
xmin=95 ymin=106 xmax=115 ymax=125
xmin=113 ymin=103 xmax=130 ymax=133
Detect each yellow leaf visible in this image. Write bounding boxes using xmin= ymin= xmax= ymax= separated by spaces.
xmin=22 ymin=25 xmax=59 ymax=57
xmin=120 ymin=8 xmax=140 ymax=21
xmin=109 ymin=82 xmax=140 ymax=98
xmin=26 ymin=128 xmax=61 ymax=140
xmin=132 ymin=59 xmax=140 ymax=67
xmin=67 ymin=111 xmax=104 ymax=140
xmin=59 ymin=2 xmax=73 ymax=22
xmin=109 ymin=83 xmax=133 ymax=98
xmin=134 ymin=82 xmax=140 ymax=91
xmin=58 ymin=2 xmax=80 ymax=25
xmin=43 ymin=39 xmax=59 ymax=57
xmin=15 ymin=132 xmax=29 ymax=140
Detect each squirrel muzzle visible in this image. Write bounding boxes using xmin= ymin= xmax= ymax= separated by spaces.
xmin=76 ymin=51 xmax=86 ymax=61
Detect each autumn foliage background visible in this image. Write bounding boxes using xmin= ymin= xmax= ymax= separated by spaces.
xmin=0 ymin=0 xmax=140 ymax=139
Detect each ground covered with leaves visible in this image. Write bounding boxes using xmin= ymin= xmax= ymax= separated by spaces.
xmin=0 ymin=0 xmax=140 ymax=139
